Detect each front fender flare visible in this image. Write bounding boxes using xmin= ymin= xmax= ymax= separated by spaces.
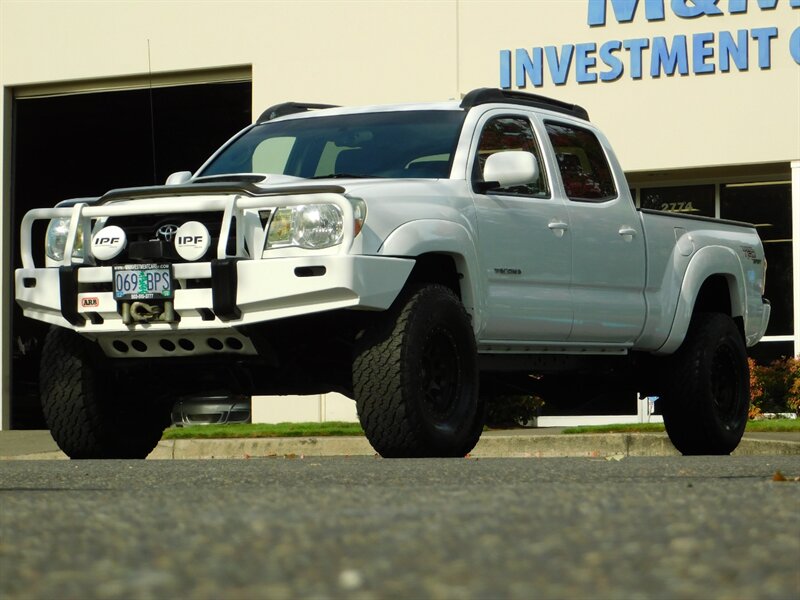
xmin=378 ymin=219 xmax=483 ymax=330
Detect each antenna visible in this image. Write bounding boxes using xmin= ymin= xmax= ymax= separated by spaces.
xmin=147 ymin=39 xmax=158 ymax=185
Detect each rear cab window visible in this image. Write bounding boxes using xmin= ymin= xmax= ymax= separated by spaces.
xmin=544 ymin=122 xmax=617 ymax=202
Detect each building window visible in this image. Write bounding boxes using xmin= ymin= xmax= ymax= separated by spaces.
xmin=720 ymin=182 xmax=792 ymax=337
xmin=640 ymin=184 xmax=715 ymax=217
xmin=747 ymin=341 xmax=795 ymax=364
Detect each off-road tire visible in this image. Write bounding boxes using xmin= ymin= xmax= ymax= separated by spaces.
xmin=353 ymin=284 xmax=483 ymax=458
xmin=661 ymin=312 xmax=750 ymax=455
xmin=40 ymin=327 xmax=170 ymax=459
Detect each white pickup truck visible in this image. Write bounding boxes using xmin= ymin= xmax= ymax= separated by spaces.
xmin=16 ymin=88 xmax=770 ymax=459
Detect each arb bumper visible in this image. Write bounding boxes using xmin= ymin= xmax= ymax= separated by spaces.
xmin=16 ymin=255 xmax=414 ymax=333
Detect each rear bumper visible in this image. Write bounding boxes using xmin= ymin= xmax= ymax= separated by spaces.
xmin=15 ymin=254 xmax=414 ymax=333
xmin=747 ymin=297 xmax=771 ymax=347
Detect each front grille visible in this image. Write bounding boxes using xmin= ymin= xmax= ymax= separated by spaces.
xmin=108 ymin=211 xmax=222 ymax=243
xmin=98 ymin=211 xmax=235 ymax=264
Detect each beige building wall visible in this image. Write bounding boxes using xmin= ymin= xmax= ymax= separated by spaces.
xmin=2 ymin=1 xmax=797 ymax=170
xmin=459 ymin=1 xmax=800 ymax=172
xmin=251 ymin=393 xmax=357 ymax=424
xmin=1 ymin=1 xmax=798 ymax=427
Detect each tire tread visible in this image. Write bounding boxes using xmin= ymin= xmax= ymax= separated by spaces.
xmin=353 ymin=285 xmax=481 ymax=457
xmin=40 ymin=327 xmax=166 ymax=459
xmin=662 ymin=312 xmax=749 ymax=455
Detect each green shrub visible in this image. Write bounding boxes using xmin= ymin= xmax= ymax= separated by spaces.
xmin=749 ymin=358 xmax=765 ymax=419
xmin=749 ymin=356 xmax=800 ymax=417
xmin=788 ymin=358 xmax=800 ymax=414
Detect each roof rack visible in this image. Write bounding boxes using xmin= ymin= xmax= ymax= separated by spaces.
xmin=256 ymin=102 xmax=339 ymax=123
xmin=460 ymin=88 xmax=590 ymax=121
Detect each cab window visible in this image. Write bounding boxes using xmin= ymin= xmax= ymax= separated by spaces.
xmin=545 ymin=122 xmax=617 ymax=202
xmin=473 ymin=116 xmax=549 ymax=197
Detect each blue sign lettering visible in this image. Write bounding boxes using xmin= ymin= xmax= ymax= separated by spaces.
xmin=751 ymin=26 xmax=778 ymax=68
xmin=651 ymin=35 xmax=689 ymax=76
xmin=545 ymin=45 xmax=574 ymax=85
xmin=500 ymin=49 xmax=511 ymax=88
xmin=517 ymin=48 xmax=543 ymax=87
xmin=719 ymin=30 xmax=749 ymax=71
xmin=590 ymin=0 xmax=785 ymax=24
xmin=588 ymin=0 xmax=666 ymax=26
xmin=599 ymin=40 xmax=625 ymax=81
xmin=791 ymin=27 xmax=800 ymax=63
xmin=576 ymin=43 xmax=598 ymax=83
xmin=693 ymin=32 xmax=716 ymax=74
xmin=670 ymin=0 xmax=723 ymax=19
xmin=500 ymin=1 xmax=797 ymax=88
xmin=730 ymin=0 xmax=780 ymax=11
xmin=623 ymin=38 xmax=649 ymax=79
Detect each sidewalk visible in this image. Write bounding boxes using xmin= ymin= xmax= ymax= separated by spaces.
xmin=2 ymin=428 xmax=799 ymax=460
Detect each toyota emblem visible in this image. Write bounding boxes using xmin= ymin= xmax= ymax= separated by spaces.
xmin=156 ymin=224 xmax=179 ymax=242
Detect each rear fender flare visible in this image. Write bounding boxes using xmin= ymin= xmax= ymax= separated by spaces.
xmin=655 ymin=245 xmax=746 ymax=355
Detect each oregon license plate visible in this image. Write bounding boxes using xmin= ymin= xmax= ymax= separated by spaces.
xmin=113 ymin=264 xmax=173 ymax=300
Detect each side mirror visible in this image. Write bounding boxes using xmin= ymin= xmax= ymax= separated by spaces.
xmin=165 ymin=171 xmax=193 ymax=185
xmin=481 ymin=151 xmax=539 ymax=191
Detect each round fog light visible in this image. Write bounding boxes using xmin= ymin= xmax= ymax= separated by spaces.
xmin=174 ymin=221 xmax=211 ymax=261
xmin=91 ymin=226 xmax=127 ymax=261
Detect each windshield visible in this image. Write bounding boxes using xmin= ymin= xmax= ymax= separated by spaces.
xmin=199 ymin=110 xmax=466 ymax=179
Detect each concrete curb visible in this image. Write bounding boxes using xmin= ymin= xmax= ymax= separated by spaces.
xmin=3 ymin=451 xmax=68 ymax=460
xmin=149 ymin=436 xmax=376 ymax=460
xmin=147 ymin=433 xmax=800 ymax=460
xmin=733 ymin=437 xmax=800 ymax=456
xmin=471 ymin=433 xmax=678 ymax=458
xmin=474 ymin=435 xmax=800 ymax=457
xmin=4 ymin=433 xmax=799 ymax=460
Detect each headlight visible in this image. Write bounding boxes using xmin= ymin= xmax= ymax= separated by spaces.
xmin=266 ymin=204 xmax=344 ymax=250
xmin=296 ymin=204 xmax=343 ymax=249
xmin=46 ymin=218 xmax=84 ymax=261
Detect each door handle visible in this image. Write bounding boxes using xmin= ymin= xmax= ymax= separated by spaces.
xmin=619 ymin=226 xmax=637 ymax=241
xmin=548 ymin=221 xmax=569 ymax=238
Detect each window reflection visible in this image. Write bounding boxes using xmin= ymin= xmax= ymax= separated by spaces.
xmin=640 ymin=185 xmax=715 ymax=217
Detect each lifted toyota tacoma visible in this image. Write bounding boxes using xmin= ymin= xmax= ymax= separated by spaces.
xmin=16 ymin=88 xmax=770 ymax=458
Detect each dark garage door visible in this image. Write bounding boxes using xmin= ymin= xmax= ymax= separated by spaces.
xmin=10 ymin=80 xmax=252 ymax=427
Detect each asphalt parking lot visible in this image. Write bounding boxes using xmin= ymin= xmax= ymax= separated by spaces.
xmin=1 ymin=456 xmax=798 ymax=599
